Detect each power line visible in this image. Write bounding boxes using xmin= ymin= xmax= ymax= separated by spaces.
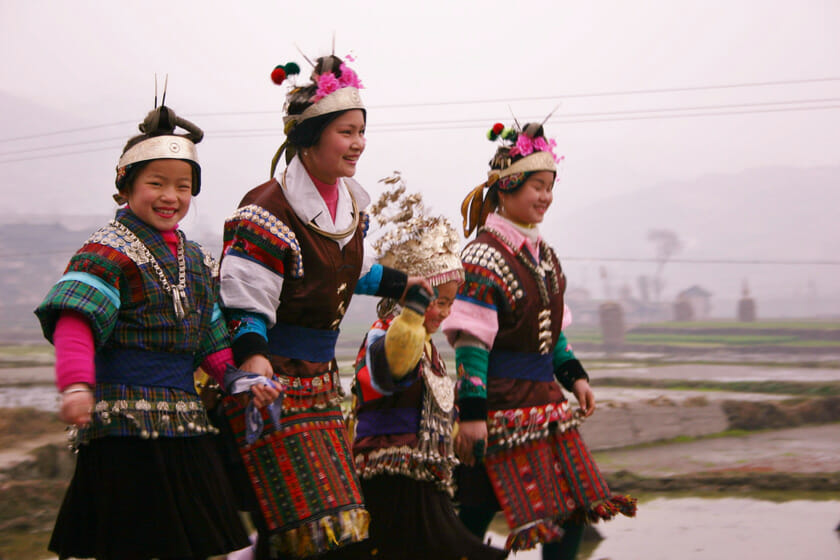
xmin=561 ymin=257 xmax=840 ymax=266
xmin=3 ymin=97 xmax=839 ymax=164
xmin=2 ymin=76 xmax=839 ymax=144
xmin=368 ymin=77 xmax=840 ymax=109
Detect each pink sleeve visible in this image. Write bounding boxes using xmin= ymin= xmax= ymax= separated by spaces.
xmin=54 ymin=310 xmax=96 ymax=392
xmin=201 ymin=348 xmax=234 ymax=385
xmin=441 ymin=299 xmax=499 ymax=349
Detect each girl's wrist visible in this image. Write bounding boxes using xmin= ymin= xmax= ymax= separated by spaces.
xmin=61 ymin=384 xmax=93 ymax=396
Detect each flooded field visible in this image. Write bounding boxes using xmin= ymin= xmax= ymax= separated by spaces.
xmin=3 ymin=362 xmax=838 ymax=559
xmin=487 ymin=497 xmax=840 ymax=559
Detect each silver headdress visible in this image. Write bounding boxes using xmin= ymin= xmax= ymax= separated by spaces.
xmin=370 ymin=172 xmax=464 ymax=288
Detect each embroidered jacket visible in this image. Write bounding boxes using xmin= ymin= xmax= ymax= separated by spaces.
xmin=352 ymin=315 xmax=457 ymax=494
xmin=35 ymin=208 xmax=223 ymax=443
xmin=219 ymin=156 xmax=406 ymax=367
xmin=443 ymin=214 xmax=583 ymax=435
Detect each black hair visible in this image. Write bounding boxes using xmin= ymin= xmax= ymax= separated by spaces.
xmin=288 ymin=110 xmax=347 ymax=149
xmin=284 ymin=55 xmax=366 ymax=150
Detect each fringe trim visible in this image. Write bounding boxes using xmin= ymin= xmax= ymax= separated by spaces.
xmin=354 ymin=445 xmax=457 ymax=496
xmin=506 ymin=518 xmax=564 ymax=551
xmin=505 ymin=495 xmax=637 ymax=551
xmin=277 ymin=370 xmax=346 ymax=414
xmin=268 ymin=507 xmax=369 ymax=559
xmin=71 ymin=395 xmax=217 ymax=450
xmin=488 ymin=402 xmax=582 ymax=450
xmin=586 ymin=494 xmax=638 ymax=522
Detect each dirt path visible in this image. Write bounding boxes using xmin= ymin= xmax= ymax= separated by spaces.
xmin=594 ymin=423 xmax=840 ymax=479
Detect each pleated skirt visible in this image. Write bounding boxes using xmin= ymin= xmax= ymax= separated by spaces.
xmin=49 ymin=435 xmax=250 ymax=560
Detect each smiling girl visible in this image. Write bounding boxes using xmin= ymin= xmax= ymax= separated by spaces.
xmin=443 ymin=122 xmax=637 ymax=559
xmin=35 ymin=102 xmax=264 ymax=560
xmin=217 ymin=54 xmax=430 ymax=559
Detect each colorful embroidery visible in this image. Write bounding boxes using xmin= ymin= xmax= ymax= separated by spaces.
xmin=485 ymin=428 xmax=637 ymax=551
xmin=460 ymin=242 xmax=519 ymax=310
xmin=223 ymin=204 xmax=304 ymax=279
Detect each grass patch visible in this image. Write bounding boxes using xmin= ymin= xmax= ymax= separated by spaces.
xmin=632 ymin=320 xmax=840 ymax=330
xmin=594 ymin=377 xmax=840 ymax=396
xmin=625 ymin=489 xmax=840 ymax=502
xmin=0 ymin=408 xmax=64 ymax=449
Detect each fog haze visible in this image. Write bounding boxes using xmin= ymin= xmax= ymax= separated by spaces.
xmin=2 ymin=0 xmax=839 ymax=318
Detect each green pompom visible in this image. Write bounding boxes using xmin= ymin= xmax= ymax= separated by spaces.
xmin=501 ymin=127 xmax=516 ymax=140
xmin=486 ymin=129 xmax=497 ymax=141
xmin=284 ymin=62 xmax=301 ymax=75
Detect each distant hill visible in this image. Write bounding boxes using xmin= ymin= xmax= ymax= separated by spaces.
xmin=549 ymin=165 xmax=840 ymax=318
xmin=3 ymin=164 xmax=838 ymax=344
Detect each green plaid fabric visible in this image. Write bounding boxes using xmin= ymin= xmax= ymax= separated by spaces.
xmin=36 ymin=208 xmax=227 ymax=368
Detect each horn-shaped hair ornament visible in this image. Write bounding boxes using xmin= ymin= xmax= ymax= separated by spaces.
xmin=114 ymin=76 xmax=204 ymax=202
xmin=460 ymin=118 xmax=563 ymax=237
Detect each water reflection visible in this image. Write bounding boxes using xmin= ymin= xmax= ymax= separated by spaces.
xmin=487 ymin=497 xmax=840 ymax=559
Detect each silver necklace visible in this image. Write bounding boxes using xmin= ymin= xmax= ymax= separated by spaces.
xmin=482 ymin=225 xmax=559 ymax=354
xmin=110 ymin=220 xmax=189 ymax=319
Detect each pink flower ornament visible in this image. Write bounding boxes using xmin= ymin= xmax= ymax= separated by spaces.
xmin=338 ymin=63 xmax=363 ymax=89
xmin=311 ymin=72 xmax=340 ymax=103
xmin=513 ymin=134 xmax=534 ymax=157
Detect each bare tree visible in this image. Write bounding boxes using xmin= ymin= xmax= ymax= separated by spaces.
xmin=647 ymin=229 xmax=683 ymax=301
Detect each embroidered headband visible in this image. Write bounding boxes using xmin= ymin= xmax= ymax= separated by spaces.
xmin=269 ymin=51 xmax=366 ymax=177
xmin=114 ymin=100 xmax=204 ymax=201
xmin=460 ymin=120 xmax=563 ymax=237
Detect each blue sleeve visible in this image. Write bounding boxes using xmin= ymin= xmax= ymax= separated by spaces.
xmin=354 ymin=263 xmax=384 ymax=295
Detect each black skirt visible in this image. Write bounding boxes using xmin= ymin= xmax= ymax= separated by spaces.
xmin=361 ymin=474 xmax=507 ymax=560
xmin=49 ymin=435 xmax=250 ymax=560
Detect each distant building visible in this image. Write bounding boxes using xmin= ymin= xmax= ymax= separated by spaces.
xmin=675 ymin=285 xmax=713 ymax=320
xmin=737 ymin=281 xmax=757 ymax=322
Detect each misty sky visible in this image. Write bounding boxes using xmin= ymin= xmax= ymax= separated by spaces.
xmin=2 ymin=0 xmax=839 ymax=310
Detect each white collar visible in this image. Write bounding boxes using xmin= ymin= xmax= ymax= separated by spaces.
xmin=279 ymin=156 xmax=370 ymax=247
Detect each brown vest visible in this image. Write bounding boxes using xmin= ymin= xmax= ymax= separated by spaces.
xmin=238 ymin=178 xmax=365 ymax=332
xmin=472 ymin=228 xmax=568 ymax=409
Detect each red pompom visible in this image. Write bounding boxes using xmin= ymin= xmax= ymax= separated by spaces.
xmin=271 ymin=66 xmax=287 ymax=85
xmin=492 ymin=122 xmax=504 ymax=134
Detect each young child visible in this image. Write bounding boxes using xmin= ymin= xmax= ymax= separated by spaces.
xmin=35 ymin=100 xmax=271 ymax=559
xmin=351 ymin=177 xmax=507 ymax=559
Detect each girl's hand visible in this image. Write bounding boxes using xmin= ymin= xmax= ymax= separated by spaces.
xmin=60 ymin=384 xmax=94 ymax=426
xmin=240 ymin=354 xmax=274 ymax=378
xmin=455 ymin=420 xmax=488 ymax=467
xmin=235 ymin=355 xmax=280 ymax=408
xmin=572 ymin=378 xmax=596 ymax=417
xmin=250 ymin=382 xmax=281 ymax=409
xmin=401 ymin=276 xmax=434 ymax=304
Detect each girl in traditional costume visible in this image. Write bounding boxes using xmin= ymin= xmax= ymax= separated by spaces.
xmin=35 ymin=99 xmax=265 ymax=559
xmin=217 ymin=54 xmax=430 ymax=559
xmin=350 ymin=176 xmax=507 ymax=559
xmin=442 ymin=122 xmax=637 ymax=559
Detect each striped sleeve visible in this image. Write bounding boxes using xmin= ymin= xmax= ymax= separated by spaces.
xmin=353 ymin=318 xmax=417 ymax=404
xmin=219 ymin=205 xmax=302 ymax=328
xmin=195 ymin=303 xmax=232 ymax=367
xmin=35 ymin=249 xmax=127 ymax=348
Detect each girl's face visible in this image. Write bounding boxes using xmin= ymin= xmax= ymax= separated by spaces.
xmin=125 ymin=159 xmax=193 ymax=231
xmin=498 ymin=170 xmax=555 ymax=226
xmin=423 ymin=281 xmax=458 ymax=334
xmin=304 ymin=109 xmax=366 ymax=184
